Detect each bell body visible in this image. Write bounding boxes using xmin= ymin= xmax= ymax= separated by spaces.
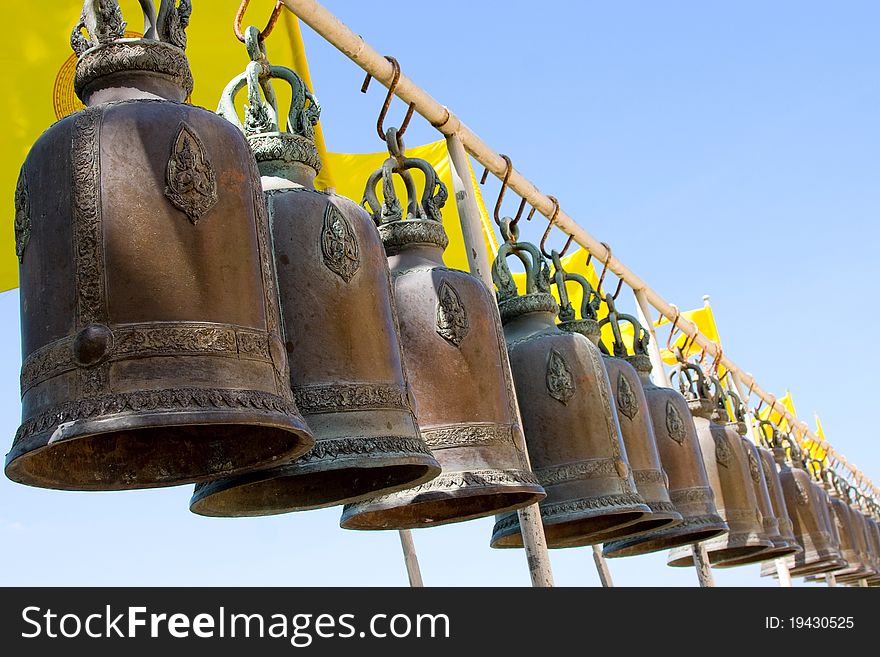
xmin=757 ymin=445 xmax=801 ymax=556
xmin=770 ymin=455 xmax=842 ymax=576
xmin=834 ymin=506 xmax=876 ymax=583
xmin=668 ymin=412 xmax=772 ymax=567
xmin=825 ymin=496 xmax=867 ymax=581
xmin=491 ymin=297 xmax=650 ymax=549
xmin=867 ymin=517 xmax=880 ymax=585
xmin=7 ymin=40 xmax=313 ymax=490
xmin=713 ymin=437 xmax=798 ymax=567
xmin=189 ymin=135 xmax=440 ymax=516
xmin=603 ymin=361 xmax=727 ymax=558
xmin=340 ymin=223 xmax=544 ymax=529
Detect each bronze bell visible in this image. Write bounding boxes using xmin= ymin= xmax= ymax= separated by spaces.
xmin=754 ymin=422 xmax=802 ymax=559
xmin=557 ymin=285 xmax=681 ymax=540
xmin=603 ymin=344 xmax=727 ymax=558
xmin=6 ymin=2 xmax=314 ymax=491
xmin=834 ymin=489 xmax=878 ymax=583
xmin=713 ymin=396 xmax=799 ymax=567
xmin=339 ymin=135 xmax=545 ymax=530
xmin=189 ymin=38 xmax=440 ymax=516
xmin=490 ymin=239 xmax=650 ymax=549
xmin=761 ymin=433 xmax=843 ymax=577
xmin=867 ymin=504 xmax=880 ymax=585
xmin=823 ymin=475 xmax=870 ymax=582
xmin=667 ymin=372 xmax=773 ymax=567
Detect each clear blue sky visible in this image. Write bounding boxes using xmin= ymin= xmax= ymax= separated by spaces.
xmin=1 ymin=0 xmax=878 ymax=587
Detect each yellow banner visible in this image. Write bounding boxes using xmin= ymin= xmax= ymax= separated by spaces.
xmin=1 ymin=2 xmax=507 ymax=289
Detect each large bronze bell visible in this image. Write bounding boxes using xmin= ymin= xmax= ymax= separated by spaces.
xmin=558 ymin=286 xmax=680 ymax=540
xmin=189 ymin=40 xmax=440 ymax=516
xmin=713 ymin=396 xmax=799 ymax=567
xmin=6 ymin=2 xmax=315 ymax=491
xmin=667 ymin=372 xmax=773 ymax=566
xmin=823 ymin=475 xmax=870 ymax=582
xmin=754 ymin=423 xmax=801 ymax=559
xmin=603 ymin=344 xmax=727 ymax=558
xmin=833 ymin=489 xmax=878 ymax=583
xmin=490 ymin=239 xmax=650 ymax=548
xmin=339 ymin=137 xmax=544 ymax=529
xmin=761 ymin=433 xmax=843 ymax=577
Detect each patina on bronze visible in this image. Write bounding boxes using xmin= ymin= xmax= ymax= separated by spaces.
xmin=557 ymin=279 xmax=680 ymax=542
xmin=490 ymin=241 xmax=650 ymax=549
xmin=6 ymin=1 xmax=314 ymax=491
xmin=760 ymin=431 xmax=844 ymax=577
xmin=190 ymin=34 xmax=440 ymax=516
xmin=339 ymin=136 xmax=544 ymax=529
xmin=832 ymin=485 xmax=877 ymax=583
xmin=603 ymin=346 xmax=727 ymax=558
xmin=668 ymin=372 xmax=773 ymax=566
xmin=822 ymin=473 xmax=870 ymax=582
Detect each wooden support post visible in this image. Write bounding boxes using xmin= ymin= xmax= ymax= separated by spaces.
xmin=398 ymin=530 xmax=424 ymax=587
xmin=445 ymin=134 xmax=554 ymax=587
xmin=693 ymin=543 xmax=716 ymax=587
xmin=592 ymin=545 xmax=615 ymax=587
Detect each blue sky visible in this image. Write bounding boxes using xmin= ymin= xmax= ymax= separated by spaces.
xmin=1 ymin=0 xmax=878 ymax=587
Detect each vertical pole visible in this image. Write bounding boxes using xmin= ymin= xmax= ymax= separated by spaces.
xmin=826 ymin=573 xmax=837 ymax=587
xmin=692 ymin=543 xmax=716 ymax=587
xmin=446 ymin=134 xmax=555 ymax=587
xmin=633 ymin=289 xmax=672 ymax=387
xmin=398 ymin=530 xmax=424 ymax=587
xmin=775 ymin=559 xmax=793 ymax=587
xmin=446 ymin=134 xmax=494 ymax=282
xmin=857 ymin=578 xmax=868 ymax=587
xmin=592 ymin=545 xmax=615 ymax=587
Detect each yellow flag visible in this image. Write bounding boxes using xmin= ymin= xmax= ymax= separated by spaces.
xmin=655 ymin=304 xmax=722 ymax=365
xmin=1 ymin=1 xmax=501 ymax=290
xmin=803 ymin=414 xmax=828 ymax=463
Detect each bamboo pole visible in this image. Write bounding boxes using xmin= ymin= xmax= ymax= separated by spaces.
xmin=279 ymin=0 xmax=877 ymax=500
xmin=592 ymin=545 xmax=615 ymax=587
xmin=398 ymin=530 xmax=424 ymax=587
xmin=446 ymin=135 xmax=555 ymax=587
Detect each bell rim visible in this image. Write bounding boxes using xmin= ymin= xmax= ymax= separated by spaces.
xmin=6 ymin=403 xmax=314 ymax=491
xmin=602 ymin=513 xmax=729 ymax=559
xmin=712 ymin=542 xmax=803 ymax=568
xmin=490 ymin=497 xmax=654 ymax=549
xmin=338 ymin=469 xmax=546 ymax=530
xmin=189 ymin=438 xmax=442 ymax=516
xmin=667 ymin=532 xmax=775 ymax=567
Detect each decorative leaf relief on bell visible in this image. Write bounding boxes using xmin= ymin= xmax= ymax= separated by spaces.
xmin=14 ymin=168 xmax=29 ymax=262
xmin=795 ymin=480 xmax=809 ymax=505
xmin=748 ymin=449 xmax=761 ymax=483
xmin=665 ymin=400 xmax=686 ymax=444
xmin=320 ymin=203 xmax=360 ymax=283
xmin=436 ymin=280 xmax=469 ymax=347
xmin=616 ymin=371 xmax=638 ymax=420
xmin=714 ymin=434 xmax=731 ymax=468
xmin=164 ymin=122 xmax=218 ymax=224
xmin=546 ymin=348 xmax=575 ymax=405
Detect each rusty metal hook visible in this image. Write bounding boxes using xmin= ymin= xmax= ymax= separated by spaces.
xmin=487 ymin=155 xmax=526 ymax=227
xmin=234 ymin=0 xmax=284 ymax=43
xmin=539 ymin=196 xmax=573 ymax=258
xmin=595 ymin=242 xmax=613 ymax=292
xmin=361 ymin=56 xmax=416 ymax=143
xmin=709 ymin=346 xmax=723 ymax=377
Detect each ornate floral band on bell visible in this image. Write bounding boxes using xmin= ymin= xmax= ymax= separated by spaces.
xmin=190 ymin=27 xmax=440 ymax=517
xmin=489 ymin=241 xmax=651 ymax=549
xmin=7 ymin=0 xmax=315 ymax=491
xmin=339 ymin=130 xmax=544 ymax=530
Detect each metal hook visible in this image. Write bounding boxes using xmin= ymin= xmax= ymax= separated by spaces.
xmin=666 ymin=306 xmax=681 ymax=352
xmin=361 ymin=56 xmax=416 ymax=143
xmin=595 ymin=242 xmax=613 ymax=294
xmin=234 ymin=0 xmax=284 ymax=43
xmin=488 ymin=155 xmax=526 ymax=227
xmin=539 ymin=196 xmax=573 ymax=258
xmin=709 ymin=346 xmax=724 ymax=377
